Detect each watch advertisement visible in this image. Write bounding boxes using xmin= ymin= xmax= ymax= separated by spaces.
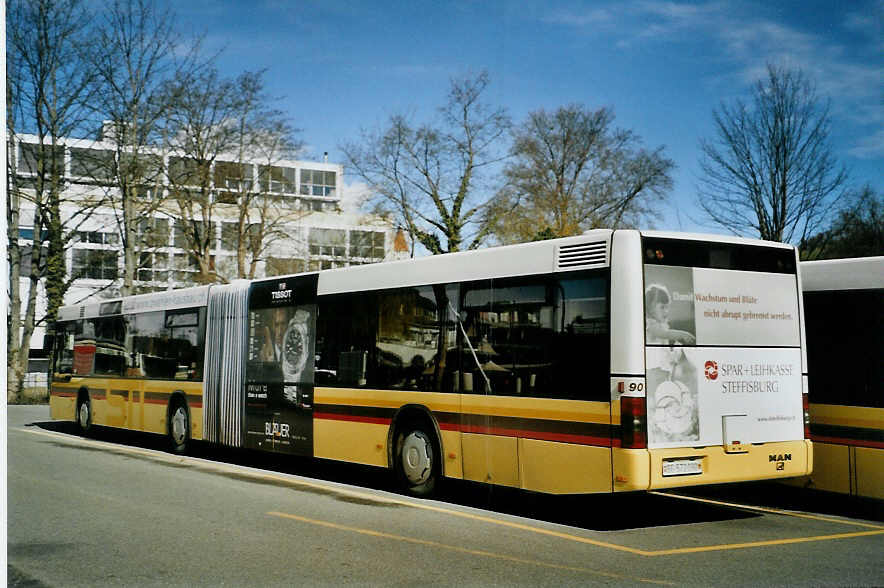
xmin=246 ymin=275 xmax=318 ymax=455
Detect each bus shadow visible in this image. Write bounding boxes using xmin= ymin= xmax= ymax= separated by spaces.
xmin=435 ymin=481 xmax=759 ymax=531
xmin=677 ymin=482 xmax=884 ymax=523
xmin=40 ymin=421 xmax=880 ymax=530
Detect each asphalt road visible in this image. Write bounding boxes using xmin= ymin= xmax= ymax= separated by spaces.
xmin=7 ymin=405 xmax=884 ymax=586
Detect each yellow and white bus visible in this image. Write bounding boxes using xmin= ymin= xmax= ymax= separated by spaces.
xmin=50 ymin=230 xmax=812 ymax=495
xmin=799 ymin=256 xmax=883 ymax=500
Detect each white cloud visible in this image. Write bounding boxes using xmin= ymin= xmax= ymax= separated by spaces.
xmin=543 ymin=8 xmax=614 ymax=27
xmin=338 ymin=178 xmax=374 ymax=213
xmin=849 ymin=128 xmax=884 ymax=160
xmin=579 ymin=1 xmax=883 ymax=147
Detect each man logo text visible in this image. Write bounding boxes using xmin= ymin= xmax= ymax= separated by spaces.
xmin=769 ymin=454 xmax=792 ymax=462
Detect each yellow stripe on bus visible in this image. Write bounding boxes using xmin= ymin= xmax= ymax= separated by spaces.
xmin=315 ymin=387 xmax=611 ymax=424
xmin=809 ymin=404 xmax=884 ymax=430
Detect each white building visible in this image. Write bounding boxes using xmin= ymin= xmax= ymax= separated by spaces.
xmin=11 ymin=133 xmax=407 ymax=353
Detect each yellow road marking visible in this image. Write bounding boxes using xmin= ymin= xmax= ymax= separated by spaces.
xmin=267 ymin=511 xmax=674 ymax=585
xmin=648 ymin=529 xmax=884 ymax=555
xmin=654 ymin=491 xmax=884 ymax=530
xmin=25 ymin=426 xmax=884 ymax=557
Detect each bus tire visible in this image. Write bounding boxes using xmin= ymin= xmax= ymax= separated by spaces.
xmin=75 ymin=392 xmax=92 ymax=435
xmin=394 ymin=425 xmax=438 ymax=496
xmin=168 ymin=398 xmax=190 ymax=454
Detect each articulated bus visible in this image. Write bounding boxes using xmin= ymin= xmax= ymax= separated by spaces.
xmin=50 ymin=230 xmax=812 ymax=495
xmin=799 ymin=256 xmax=883 ymax=500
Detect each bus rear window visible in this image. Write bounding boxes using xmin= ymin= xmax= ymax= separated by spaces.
xmin=642 ymin=237 xmax=796 ymax=274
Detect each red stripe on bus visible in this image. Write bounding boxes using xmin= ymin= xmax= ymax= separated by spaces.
xmin=811 ymin=434 xmax=884 ymax=450
xmin=313 ymin=412 xmax=393 ymax=426
xmin=312 ymin=413 xmax=611 ymax=447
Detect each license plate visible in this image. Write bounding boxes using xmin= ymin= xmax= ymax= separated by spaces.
xmin=662 ymin=458 xmax=702 ymax=477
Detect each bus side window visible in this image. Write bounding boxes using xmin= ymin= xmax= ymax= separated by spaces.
xmin=459 ymin=272 xmax=609 ymax=401
xmin=53 ymin=321 xmax=77 ymax=377
xmin=315 ymin=292 xmax=378 ymax=388
xmin=376 ymin=285 xmax=456 ymax=392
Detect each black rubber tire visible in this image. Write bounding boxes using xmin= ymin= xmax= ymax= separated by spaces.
xmin=75 ymin=394 xmax=92 ymax=435
xmin=168 ymin=400 xmax=190 ymax=454
xmin=394 ymin=425 xmax=438 ymax=496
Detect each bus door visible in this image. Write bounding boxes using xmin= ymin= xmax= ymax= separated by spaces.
xmin=458 ymin=279 xmax=520 ymax=487
xmin=458 ymin=274 xmax=612 ymax=492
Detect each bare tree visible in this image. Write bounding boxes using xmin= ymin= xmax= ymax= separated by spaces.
xmin=800 ymin=184 xmax=883 ymax=260
xmin=6 ymin=0 xmax=98 ymax=400
xmin=88 ymin=0 xmax=204 ymax=295
xmin=488 ymin=104 xmax=673 ymax=244
xmin=342 ymin=71 xmax=510 ymax=255
xmin=213 ymin=71 xmax=305 ymax=280
xmin=697 ymin=64 xmax=849 ymax=243
xmin=162 ymin=68 xmax=238 ymax=283
xmin=162 ymin=69 xmax=305 ymax=283
xmin=233 ymin=127 xmax=305 ymax=280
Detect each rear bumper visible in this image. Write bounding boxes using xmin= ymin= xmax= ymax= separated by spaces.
xmin=614 ymin=439 xmax=813 ymax=492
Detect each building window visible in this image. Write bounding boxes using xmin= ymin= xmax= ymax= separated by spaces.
xmin=168 ymin=156 xmax=205 ymax=186
xmin=138 ymin=252 xmax=170 ymax=282
xmin=309 ymin=228 xmax=346 ymax=258
xmin=350 ymin=230 xmax=385 ymax=260
xmin=220 ymin=222 xmax=261 ymax=251
xmin=266 ymin=257 xmax=305 ymax=276
xmin=76 ymin=231 xmax=119 ymax=245
xmin=69 ymin=147 xmax=114 ymax=180
xmin=137 ymin=218 xmax=170 ymax=248
xmin=259 ymin=165 xmax=296 ymax=193
xmin=173 ymin=253 xmax=199 ymax=282
xmin=215 ymin=161 xmax=253 ymax=203
xmin=18 ymin=143 xmax=64 ymax=177
xmin=300 ymin=169 xmax=336 ymax=197
xmin=17 ymin=227 xmax=49 ymax=241
xmin=121 ymin=153 xmax=164 ymax=184
xmin=19 ymin=245 xmax=49 ymax=276
xmin=73 ymin=249 xmax=118 ymax=280
xmin=173 ymin=220 xmax=216 ymax=250
xmin=215 ymin=162 xmax=254 ymax=191
xmin=136 ymin=186 xmax=163 ymax=200
xmin=220 ymin=222 xmax=238 ymax=251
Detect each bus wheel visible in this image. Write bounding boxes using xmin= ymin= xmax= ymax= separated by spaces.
xmin=76 ymin=394 xmax=92 ymax=435
xmin=395 ymin=426 xmax=437 ymax=496
xmin=168 ymin=400 xmax=190 ymax=454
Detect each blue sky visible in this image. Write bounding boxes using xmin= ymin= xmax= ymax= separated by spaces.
xmin=171 ymin=0 xmax=882 ymax=236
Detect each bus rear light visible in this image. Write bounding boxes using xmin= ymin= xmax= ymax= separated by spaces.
xmin=802 ymin=392 xmax=810 ymax=438
xmin=620 ymin=395 xmax=647 ymax=449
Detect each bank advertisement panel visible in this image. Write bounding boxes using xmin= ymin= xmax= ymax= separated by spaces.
xmin=646 ymin=347 xmax=803 ymax=448
xmin=643 ymin=265 xmax=802 ymax=448
xmin=246 ymin=274 xmax=318 ymax=455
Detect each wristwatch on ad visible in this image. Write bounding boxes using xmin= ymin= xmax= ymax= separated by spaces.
xmin=282 ymin=309 xmax=310 ymax=382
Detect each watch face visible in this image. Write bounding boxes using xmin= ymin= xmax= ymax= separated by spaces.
xmin=282 ymin=322 xmax=307 ymax=380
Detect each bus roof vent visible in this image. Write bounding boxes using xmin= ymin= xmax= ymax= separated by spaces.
xmin=556 ymin=241 xmax=608 ymax=270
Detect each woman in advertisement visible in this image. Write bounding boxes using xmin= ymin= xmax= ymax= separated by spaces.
xmin=645 ymin=284 xmax=695 ymax=345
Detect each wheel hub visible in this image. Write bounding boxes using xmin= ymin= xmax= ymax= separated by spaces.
xmin=171 ymin=408 xmax=187 ymax=445
xmin=401 ymin=432 xmax=432 ymax=485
